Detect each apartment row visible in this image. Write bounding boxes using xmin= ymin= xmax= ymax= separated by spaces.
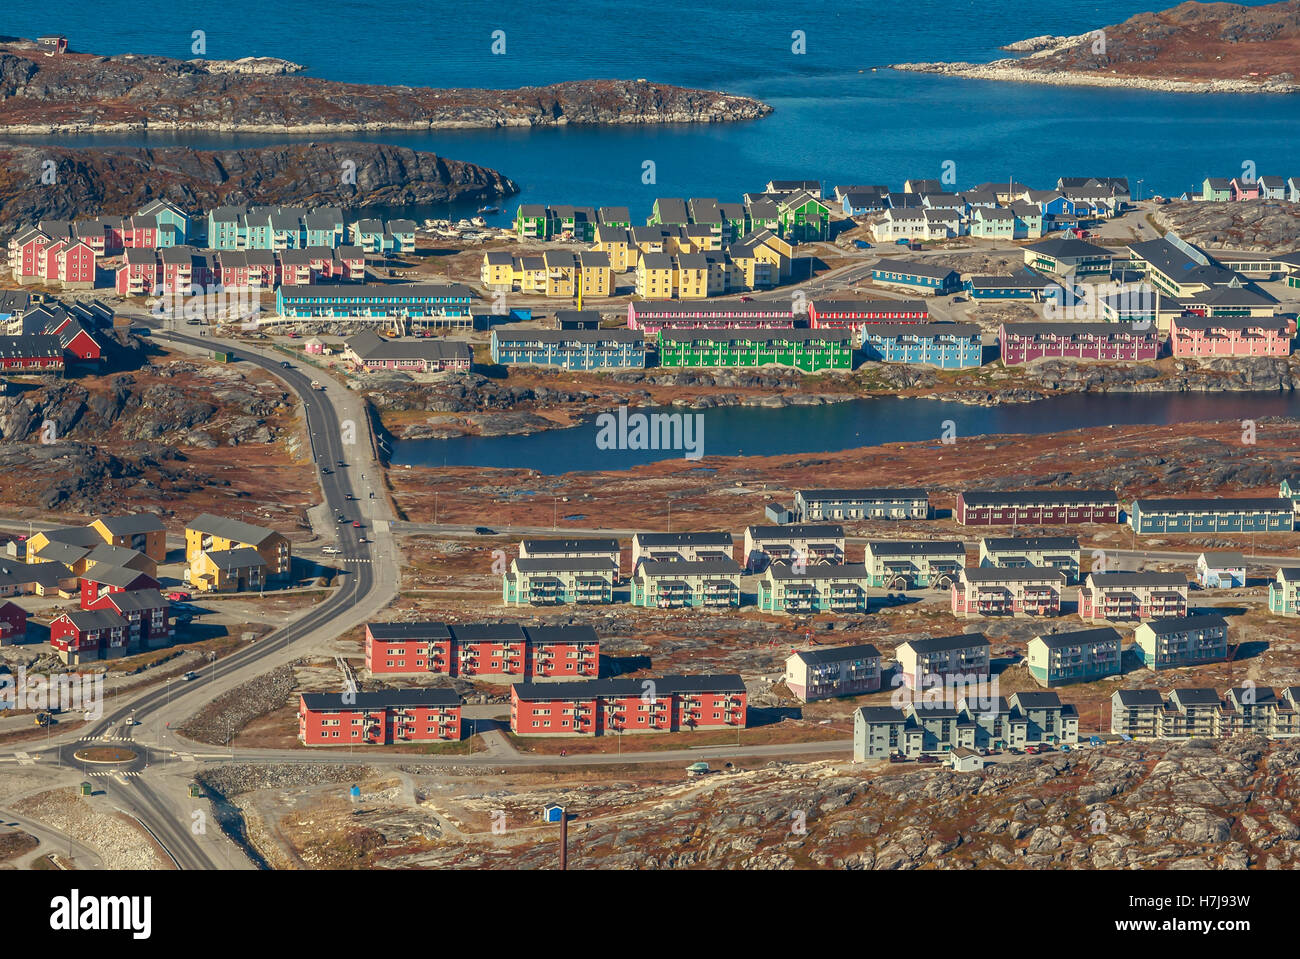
xmin=115 ymin=245 xmax=367 ymax=296
xmin=510 ymin=674 xmax=747 ymax=736
xmin=1111 ymin=685 xmax=1300 ymax=740
xmin=854 ymin=691 xmax=1080 ymax=761
xmin=363 ymin=621 xmax=599 ymax=682
xmin=480 ymin=250 xmax=614 ymax=298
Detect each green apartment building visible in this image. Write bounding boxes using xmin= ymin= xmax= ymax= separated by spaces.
xmin=503 ymin=557 xmax=616 ymax=606
xmin=757 ymin=563 xmax=872 ymax=614
xmin=657 ymin=329 xmax=853 ymax=373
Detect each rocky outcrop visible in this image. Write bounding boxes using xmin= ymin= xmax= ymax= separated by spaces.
xmin=1025 ymin=356 xmax=1300 ymax=394
xmin=0 ymin=141 xmax=517 ymax=223
xmin=0 ymin=41 xmax=772 ymax=133
xmin=893 ymin=0 xmax=1300 ymax=94
xmin=1153 ymin=200 xmax=1300 ymax=251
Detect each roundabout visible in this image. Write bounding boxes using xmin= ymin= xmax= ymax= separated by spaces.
xmin=72 ymin=745 xmax=140 ymax=764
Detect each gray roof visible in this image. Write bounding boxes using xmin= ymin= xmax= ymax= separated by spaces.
xmin=791 ymin=643 xmax=880 ymax=665
xmin=900 ymin=633 xmax=990 ymax=654
xmin=188 ymin=513 xmax=277 ymax=548
xmin=95 ymin=513 xmax=165 ymax=536
xmin=301 ymin=689 xmax=460 ymax=711
xmin=1032 ymin=626 xmax=1121 ymax=649
xmin=202 ymin=547 xmax=266 ymax=571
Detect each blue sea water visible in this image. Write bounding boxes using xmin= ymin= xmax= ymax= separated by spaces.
xmin=7 ymin=0 xmax=1299 ymax=220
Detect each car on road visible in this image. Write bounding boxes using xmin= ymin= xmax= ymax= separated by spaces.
xmin=344 ymin=493 xmax=354 ymax=500
xmin=336 ymin=460 xmax=346 ymax=467
xmin=738 ymin=295 xmax=752 ymax=302
xmin=280 ymin=360 xmax=292 ymax=368
xmin=167 ymin=591 xmax=191 ymax=601
xmin=474 ymin=526 xmax=495 ymax=535
xmin=337 ymin=513 xmax=347 ymax=523
xmin=321 ymin=467 xmax=332 ymax=475
xmin=1024 ymin=745 xmax=1042 ymax=754
xmin=358 ymin=535 xmax=368 ymax=543
xmin=888 ymin=754 xmax=908 ymax=763
xmin=182 ymin=671 xmax=200 ymax=681
xmin=917 ymin=755 xmax=940 ymax=764
xmin=352 ymin=520 xmax=362 ymax=528
xmin=321 ymin=546 xmax=342 ymax=555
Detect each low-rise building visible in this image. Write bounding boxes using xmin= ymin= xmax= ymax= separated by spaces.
xmin=1023 ymin=237 xmax=1113 ymax=276
xmin=1134 ymin=614 xmax=1229 ymax=670
xmin=49 ymin=608 xmax=129 ymax=664
xmin=85 ymin=588 xmax=172 ymax=651
xmin=1111 ymin=686 xmax=1300 ymax=740
xmin=510 ymin=674 xmax=746 ymax=736
xmin=1129 ymin=497 xmax=1294 ymax=534
xmin=978 ymin=536 xmax=1081 ymax=583
xmin=1026 ymin=626 xmax=1122 ymax=686
xmin=656 ymin=329 xmax=853 ymax=373
xmin=794 ymin=488 xmax=929 ymax=522
xmin=860 ymin=322 xmax=982 ymax=368
xmin=952 ymin=567 xmax=1066 ymax=618
xmin=784 ymin=644 xmax=881 ymax=701
xmin=742 ymin=524 xmax=844 ymax=572
xmin=863 ymin=540 xmax=965 ymax=589
xmin=88 ymin=514 xmax=167 ymax=564
xmin=1168 ymin=316 xmax=1291 ymax=358
xmin=631 ymin=532 xmax=732 ymax=568
xmin=632 ymin=559 xmax=741 ymax=609
xmin=502 ymin=557 xmax=616 ymax=606
xmin=853 ymin=691 xmax=1078 ymax=760
xmin=998 ymin=322 xmax=1160 ymax=365
xmin=342 ymin=331 xmax=473 ymax=373
xmin=185 ymin=514 xmax=291 ymax=584
xmin=870 ymin=259 xmax=962 ymax=295
xmin=956 ymin=489 xmax=1118 ymax=526
xmin=1196 ymin=551 xmax=1246 ymax=589
xmin=1078 ymin=572 xmax=1189 ymax=623
xmin=0 ymin=601 xmax=29 ymax=645
xmin=1268 ymin=567 xmax=1300 ymax=616
xmin=895 ymin=633 xmax=991 ymax=691
xmin=299 ymin=689 xmax=462 ymax=745
xmin=189 ymin=547 xmax=267 ymax=593
xmin=490 ymin=329 xmax=646 ymax=370
xmin=757 ymin=563 xmax=871 ymax=613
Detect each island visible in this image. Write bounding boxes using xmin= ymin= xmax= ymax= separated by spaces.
xmin=891 ymin=0 xmax=1300 ymax=94
xmin=0 ymin=36 xmax=773 ymax=134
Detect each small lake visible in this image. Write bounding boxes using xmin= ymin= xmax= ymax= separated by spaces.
xmin=389 ymin=390 xmax=1300 ymax=474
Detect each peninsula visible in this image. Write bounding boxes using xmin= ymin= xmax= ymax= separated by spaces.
xmin=0 ymin=37 xmax=773 ymax=134
xmin=891 ymin=0 xmax=1300 ymax=94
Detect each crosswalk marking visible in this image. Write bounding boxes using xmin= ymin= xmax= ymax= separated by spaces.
xmin=15 ymin=752 xmax=34 ymax=766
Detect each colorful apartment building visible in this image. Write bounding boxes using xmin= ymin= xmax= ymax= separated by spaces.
xmin=1268 ymin=567 xmax=1300 ymax=616
xmin=1111 ymin=686 xmax=1300 ymax=740
xmin=510 ymin=674 xmax=746 ymax=736
xmin=1078 ymin=572 xmax=1189 ymax=623
xmin=627 ymin=301 xmax=796 ymax=335
xmin=656 ymin=329 xmax=853 ymax=373
xmin=756 ymin=563 xmax=872 ymax=613
xmin=785 ymin=644 xmax=882 ymax=702
xmin=1168 ymin=316 xmax=1292 ymax=357
xmin=490 ymin=329 xmax=646 ymax=370
xmin=84 ymin=588 xmax=172 ymax=652
xmin=863 ymin=540 xmax=965 ymax=589
xmin=0 ymin=601 xmax=28 ymax=646
xmin=88 ymin=514 xmax=167 ymax=564
xmin=1026 ymin=626 xmax=1122 ymax=687
xmin=998 ymin=322 xmax=1160 ymax=365
xmin=870 ymin=259 xmax=962 ymax=295
xmin=632 ymin=559 xmax=742 ymax=609
xmin=860 ymin=322 xmax=982 ymax=368
xmin=895 ymin=633 xmax=991 ymax=691
xmin=1129 ymin=497 xmax=1294 ymax=534
xmin=49 ymin=609 xmax=128 ymax=664
xmin=951 ymin=567 xmax=1066 ymax=618
xmin=631 ymin=532 xmax=732 ymax=568
xmin=978 ymin=536 xmax=1081 ymax=583
xmin=742 ymin=524 xmax=844 ymax=572
xmin=807 ymin=300 xmax=929 ymax=335
xmin=1134 ymin=614 xmax=1229 ymax=670
xmin=299 ymin=689 xmax=462 ymax=745
xmin=794 ymin=488 xmax=930 ymax=522
xmin=342 ymin=331 xmax=473 ymax=373
xmin=518 ymin=538 xmax=621 ymax=571
xmin=185 ymin=514 xmax=291 ymax=587
xmin=1022 ymin=237 xmax=1113 ymax=276
xmin=275 ymin=283 xmax=475 ymax=320
xmin=502 ymin=557 xmax=616 ymax=606
xmin=956 ymin=489 xmax=1118 ymax=526
xmin=364 ymin=622 xmax=600 ymax=682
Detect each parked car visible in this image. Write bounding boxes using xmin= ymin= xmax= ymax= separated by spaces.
xmin=887 ymin=754 xmax=907 ymax=763
xmin=344 ymin=493 xmax=354 ymax=500
xmin=167 ymin=591 xmax=191 ymax=601
xmin=336 ymin=460 xmax=346 ymax=467
xmin=321 ymin=546 xmax=342 ymax=555
xmin=182 ymin=671 xmax=200 ymax=681
xmin=917 ymin=754 xmax=940 ymax=764
xmin=280 ymin=361 xmax=292 ymax=368
xmin=1025 ymin=745 xmax=1041 ymax=754
xmin=474 ymin=526 xmax=495 ymax=535
xmin=321 ymin=467 xmax=332 ymax=475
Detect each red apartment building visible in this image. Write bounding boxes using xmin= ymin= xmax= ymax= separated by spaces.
xmin=0 ymin=600 xmax=29 ymax=645
xmin=1168 ymin=316 xmax=1292 ymax=358
xmin=807 ymin=299 xmax=929 ymax=334
xmin=49 ymin=608 xmax=129 ymax=664
xmin=510 ymin=674 xmax=746 ymax=736
xmin=84 ymin=587 xmax=172 ymax=651
xmin=364 ymin=621 xmax=599 ymax=681
xmin=298 ymin=689 xmax=462 ymax=745
xmin=999 ymin=322 xmax=1160 ymax=365
xmin=956 ymin=490 xmax=1119 ymax=526
xmin=80 ymin=567 xmax=161 ymax=608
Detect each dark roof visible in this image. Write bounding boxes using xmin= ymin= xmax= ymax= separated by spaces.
xmin=1032 ymin=626 xmax=1121 ymax=649
xmin=450 ymin=623 xmax=527 ymax=643
xmin=513 ymin=673 xmax=745 ymax=700
xmin=766 ymin=563 xmax=870 ymax=581
xmin=1009 ymin=691 xmax=1064 ymax=709
xmin=798 ymin=488 xmax=928 ymax=502
xmin=1087 ymin=572 xmax=1188 ymax=588
xmin=983 ymin=536 xmax=1080 ymax=552
xmin=791 ymin=643 xmax=880 ymax=665
xmin=187 ymin=513 xmax=277 ymax=547
xmin=872 ymin=259 xmax=959 ymax=280
xmin=523 ymin=625 xmax=599 ymax=646
xmin=961 ymin=567 xmax=1067 ymax=584
xmin=63 ymin=609 xmax=128 ymax=631
xmin=512 ymin=557 xmax=616 ymax=573
xmin=961 ymin=489 xmax=1117 ymax=506
xmin=99 ymin=588 xmax=168 ymax=612
xmin=82 ymin=564 xmax=156 ymax=588
xmin=201 ymin=547 xmax=265 ymax=571
xmin=1001 ymin=323 xmax=1158 ymax=338
xmin=857 ymin=705 xmax=908 ymax=723
xmin=1139 ymin=614 xmax=1228 ymax=635
xmin=301 ymin=688 xmax=460 ymax=711
xmin=1025 ymin=238 xmax=1113 ymax=259
xmin=95 ymin=513 xmax=165 ymax=536
xmin=0 ymin=335 xmax=63 ymax=360
xmin=1135 ymin=497 xmax=1291 ymax=513
xmin=658 ymin=329 xmax=851 ymax=346
xmin=521 ymin=538 xmax=619 ymax=553
xmin=1114 ymin=689 xmax=1165 ymax=707
xmin=900 ymin=633 xmax=990 ymax=654
xmin=493 ymin=330 xmax=644 ymax=346
xmin=637 ymin=559 xmax=741 ymax=576
xmin=367 ymin=621 xmax=452 ymax=640
xmin=1170 ymin=688 xmax=1222 ymax=707
xmin=635 ymin=532 xmax=732 ymax=548
xmin=863 ymin=322 xmax=980 ymax=338
xmin=867 ymin=540 xmax=965 ymax=556
xmin=746 ymin=524 xmax=844 ymax=540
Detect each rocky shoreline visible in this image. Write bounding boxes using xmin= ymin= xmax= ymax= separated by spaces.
xmin=0 ymin=141 xmax=517 ymax=223
xmin=889 ymin=60 xmax=1299 ymax=94
xmin=0 ymin=40 xmax=772 ymax=133
xmin=368 ymin=357 xmax=1300 ymax=442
